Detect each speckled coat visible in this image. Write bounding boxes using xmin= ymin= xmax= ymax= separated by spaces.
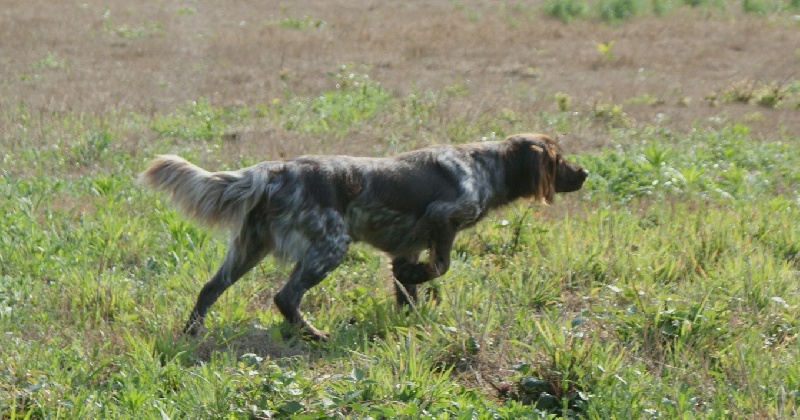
xmin=140 ymin=133 xmax=588 ymax=340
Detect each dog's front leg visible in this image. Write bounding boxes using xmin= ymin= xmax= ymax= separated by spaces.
xmin=392 ymin=227 xmax=455 ymax=306
xmin=391 ymin=253 xmax=420 ymax=306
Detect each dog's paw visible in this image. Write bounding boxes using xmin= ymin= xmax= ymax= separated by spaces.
xmin=303 ymin=325 xmax=330 ymax=342
xmin=279 ymin=322 xmax=329 ymax=342
xmin=182 ymin=319 xmax=203 ymax=337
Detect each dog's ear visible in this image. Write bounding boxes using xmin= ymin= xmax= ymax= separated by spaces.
xmin=532 ymin=142 xmax=557 ymax=204
xmin=503 ymin=134 xmax=560 ymax=202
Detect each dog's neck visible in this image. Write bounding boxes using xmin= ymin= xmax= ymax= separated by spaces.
xmin=465 ymin=140 xmax=545 ymax=210
xmin=464 ymin=141 xmax=524 ymax=211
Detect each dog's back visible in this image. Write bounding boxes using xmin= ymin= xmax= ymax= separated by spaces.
xmin=140 ymin=143 xmax=513 ymax=258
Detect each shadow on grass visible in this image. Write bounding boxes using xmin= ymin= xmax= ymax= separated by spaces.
xmin=192 ymin=324 xmax=312 ymax=362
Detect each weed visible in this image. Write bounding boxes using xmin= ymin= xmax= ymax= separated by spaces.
xmin=101 ymin=8 xmax=164 ymax=39
xmin=151 ymin=98 xmax=245 ymax=141
xmin=273 ymin=15 xmax=326 ymax=29
xmin=708 ymin=79 xmax=790 ymax=108
xmin=598 ymin=0 xmax=641 ymax=22
xmin=555 ymin=92 xmax=572 ymax=112
xmin=31 ymin=52 xmax=66 ymax=70
xmin=591 ymin=101 xmax=630 ymax=127
xmin=545 ymin=0 xmax=588 ymax=22
xmin=651 ymin=0 xmax=673 ymax=15
xmin=625 ymin=93 xmax=665 ymax=106
xmin=278 ymin=66 xmax=392 ymax=134
xmin=596 ymin=40 xmax=616 ymax=61
xmin=742 ymin=0 xmax=772 ymax=14
xmin=71 ymin=129 xmax=112 ymax=166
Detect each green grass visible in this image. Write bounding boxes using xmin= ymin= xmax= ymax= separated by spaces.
xmin=542 ymin=0 xmax=798 ymax=21
xmin=1 ymin=70 xmax=799 ymax=418
xmin=277 ymin=66 xmax=393 ymax=134
xmin=269 ymin=15 xmax=326 ymax=30
xmin=101 ymin=7 xmax=164 ymax=39
xmin=597 ymin=0 xmax=642 ymax=22
xmin=545 ymin=0 xmax=589 ymax=23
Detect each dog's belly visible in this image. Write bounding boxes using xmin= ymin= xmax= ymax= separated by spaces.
xmin=345 ymin=204 xmax=428 ymax=255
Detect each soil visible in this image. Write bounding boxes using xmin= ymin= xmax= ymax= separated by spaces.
xmin=2 ymin=0 xmax=798 ymax=155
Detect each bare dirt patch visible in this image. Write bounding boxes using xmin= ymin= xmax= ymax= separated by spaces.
xmin=2 ymin=1 xmax=798 ymax=155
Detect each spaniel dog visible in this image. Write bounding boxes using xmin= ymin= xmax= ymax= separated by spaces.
xmin=140 ymin=133 xmax=588 ymax=341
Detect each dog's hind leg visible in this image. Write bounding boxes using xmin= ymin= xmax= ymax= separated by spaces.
xmin=273 ymin=212 xmax=349 ymax=341
xmin=183 ymin=224 xmax=272 ymax=336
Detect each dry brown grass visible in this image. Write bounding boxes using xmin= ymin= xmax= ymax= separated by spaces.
xmin=2 ymin=1 xmax=798 ymax=157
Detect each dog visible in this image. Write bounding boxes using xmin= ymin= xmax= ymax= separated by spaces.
xmin=140 ymin=133 xmax=588 ymax=341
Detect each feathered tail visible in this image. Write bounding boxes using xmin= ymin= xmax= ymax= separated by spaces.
xmin=139 ymin=155 xmax=264 ymax=232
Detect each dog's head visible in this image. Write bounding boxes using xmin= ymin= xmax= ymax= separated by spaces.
xmin=505 ymin=133 xmax=588 ymax=203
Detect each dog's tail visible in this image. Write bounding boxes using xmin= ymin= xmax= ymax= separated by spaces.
xmin=139 ymin=155 xmax=265 ymax=232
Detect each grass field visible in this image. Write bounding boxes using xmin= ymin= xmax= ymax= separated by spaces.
xmin=2 ymin=1 xmax=800 ymax=418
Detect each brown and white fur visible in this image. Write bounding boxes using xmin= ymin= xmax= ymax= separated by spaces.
xmin=140 ymin=133 xmax=588 ymax=341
